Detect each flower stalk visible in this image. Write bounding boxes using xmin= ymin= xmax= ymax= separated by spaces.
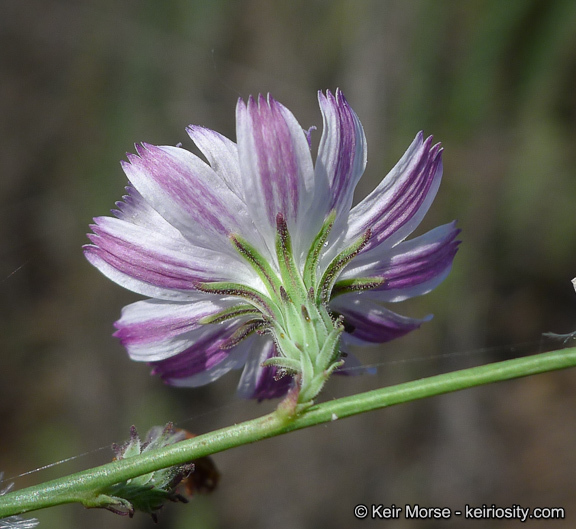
xmin=2 ymin=347 xmax=575 ymax=518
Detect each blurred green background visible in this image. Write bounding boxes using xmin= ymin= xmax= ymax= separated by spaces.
xmin=2 ymin=0 xmax=576 ymax=528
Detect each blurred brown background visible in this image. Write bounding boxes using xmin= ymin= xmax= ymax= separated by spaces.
xmin=2 ymin=0 xmax=576 ymax=528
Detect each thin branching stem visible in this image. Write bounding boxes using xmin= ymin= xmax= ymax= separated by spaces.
xmin=1 ymin=347 xmax=575 ymax=517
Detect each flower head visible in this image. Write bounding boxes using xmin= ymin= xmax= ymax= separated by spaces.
xmin=84 ymin=89 xmax=459 ymax=404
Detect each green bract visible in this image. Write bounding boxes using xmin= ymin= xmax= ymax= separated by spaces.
xmin=85 ymin=424 xmax=193 ymax=522
xmin=198 ymin=212 xmax=379 ymax=406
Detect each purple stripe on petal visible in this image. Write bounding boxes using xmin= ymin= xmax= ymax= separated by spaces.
xmin=317 ymin=89 xmax=367 ymax=215
xmin=84 ymin=213 xmax=259 ymax=298
xmin=250 ymin=368 xmax=293 ymax=401
xmin=84 ymin=243 xmax=197 ymax=292
xmin=121 ymin=143 xmax=257 ymax=256
xmin=84 ymin=246 xmax=196 ymax=301
xmin=368 ymin=142 xmax=440 ymax=248
xmin=113 ymin=298 xmax=237 ymax=349
xmin=128 ymin=143 xmax=230 ymax=236
xmin=237 ymin=338 xmax=293 ymax=400
xmin=115 ymin=313 xmax=198 ymax=347
xmin=378 ymin=238 xmax=459 ymax=291
xmin=154 ymin=348 xmax=230 ymax=380
xmin=340 ymin=222 xmax=460 ymax=302
xmin=302 ymin=89 xmax=367 ymax=255
xmin=359 ymin=259 xmax=456 ymax=305
xmin=331 ymin=297 xmax=431 ymax=345
xmin=252 ymin=95 xmax=300 ymax=222
xmin=372 ymin=146 xmax=442 ymax=248
xmin=86 ymin=218 xmax=230 ymax=288
xmin=166 ymin=333 xmax=254 ymax=388
xmin=344 ymin=133 xmax=443 ymax=255
xmin=236 ymin=94 xmax=314 ymax=249
xmin=149 ymin=322 xmax=242 ymax=380
xmin=120 ymin=313 xmax=251 ymax=364
xmin=86 ymin=233 xmax=199 ymax=290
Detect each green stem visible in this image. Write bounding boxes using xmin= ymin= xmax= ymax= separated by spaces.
xmin=1 ymin=347 xmax=575 ymax=517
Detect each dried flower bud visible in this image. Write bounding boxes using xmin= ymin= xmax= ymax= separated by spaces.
xmin=174 ymin=430 xmax=220 ymax=495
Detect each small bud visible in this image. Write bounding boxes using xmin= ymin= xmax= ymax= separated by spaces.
xmin=92 ymin=423 xmax=219 ymax=522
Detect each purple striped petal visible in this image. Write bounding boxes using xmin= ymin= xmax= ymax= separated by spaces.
xmin=84 ymin=215 xmax=257 ymax=300
xmin=343 ymin=133 xmax=443 ymax=255
xmin=237 ymin=338 xmax=293 ymax=400
xmin=340 ymin=222 xmax=460 ymax=302
xmin=236 ymin=94 xmax=315 ymax=255
xmin=330 ymin=296 xmax=431 ymax=345
xmin=114 ymin=298 xmax=242 ymax=361
xmin=149 ymin=320 xmax=251 ymax=382
xmin=310 ymin=89 xmax=366 ymax=237
xmin=121 ymin=143 xmax=259 ymax=256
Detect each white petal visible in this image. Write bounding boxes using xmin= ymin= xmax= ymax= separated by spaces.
xmin=311 ymin=89 xmax=367 ymax=246
xmin=186 ymin=125 xmax=245 ymax=198
xmin=114 ymin=297 xmax=241 ymax=360
xmin=168 ymin=333 xmax=256 ymax=387
xmin=122 ymin=143 xmax=267 ymax=257
xmin=236 ymin=94 xmax=315 ymax=260
xmin=85 ymin=215 xmax=261 ymax=299
xmin=342 ymin=133 xmax=443 ymax=255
